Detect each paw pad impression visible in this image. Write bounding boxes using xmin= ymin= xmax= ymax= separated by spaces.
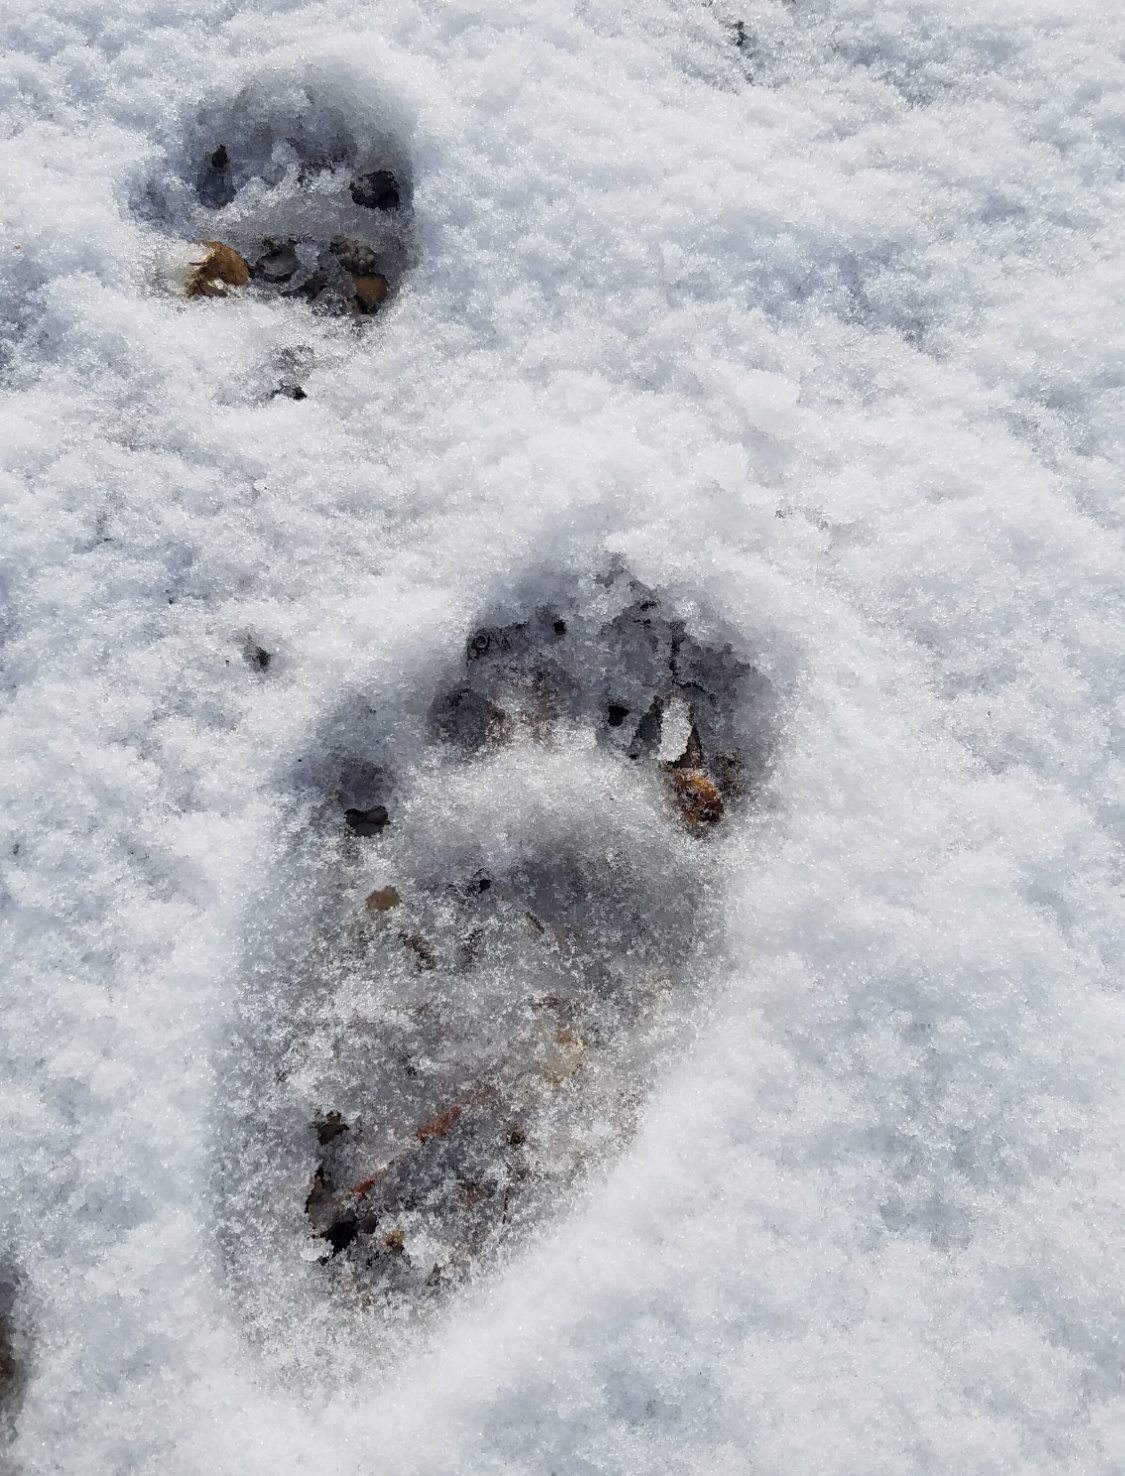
xmin=150 ymin=88 xmax=412 ymax=320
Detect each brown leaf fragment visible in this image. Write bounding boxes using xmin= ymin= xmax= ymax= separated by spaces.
xmin=417 ymin=1100 xmax=466 ymax=1143
xmin=185 ymin=241 xmax=250 ymax=298
xmin=417 ymin=1083 xmax=496 ymax=1144
xmin=666 ymin=768 xmax=724 ymax=831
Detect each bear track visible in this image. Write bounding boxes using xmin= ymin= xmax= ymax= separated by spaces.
xmin=219 ymin=564 xmax=774 ymax=1367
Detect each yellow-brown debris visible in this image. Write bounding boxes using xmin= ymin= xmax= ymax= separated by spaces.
xmin=667 ymin=767 xmax=724 ymax=831
xmin=352 ymin=273 xmax=389 ymax=312
xmin=185 ymin=241 xmax=250 ymax=298
xmin=662 ymin=720 xmax=725 ymax=831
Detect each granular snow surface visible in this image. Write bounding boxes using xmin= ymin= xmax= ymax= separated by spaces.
xmin=3 ymin=0 xmax=1125 ymax=1470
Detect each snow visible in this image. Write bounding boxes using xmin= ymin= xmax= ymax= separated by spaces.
xmin=3 ymin=0 xmax=1125 ymax=1469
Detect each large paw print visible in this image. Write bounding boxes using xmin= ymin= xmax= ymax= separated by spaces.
xmin=220 ymin=564 xmax=774 ymax=1353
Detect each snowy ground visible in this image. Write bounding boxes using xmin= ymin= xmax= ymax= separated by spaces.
xmin=3 ymin=0 xmax=1125 ymax=1470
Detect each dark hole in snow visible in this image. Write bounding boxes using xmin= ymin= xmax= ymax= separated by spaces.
xmin=345 ymin=804 xmax=389 ymax=836
xmin=350 ymin=170 xmax=400 ymax=210
xmin=607 ymin=704 xmax=629 ymax=727
xmin=314 ymin=1112 xmax=349 ymax=1145
xmin=210 ymin=144 xmax=228 ymax=169
xmin=324 ymin=1217 xmax=359 ymax=1255
xmin=627 ymin=697 xmax=663 ymax=759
